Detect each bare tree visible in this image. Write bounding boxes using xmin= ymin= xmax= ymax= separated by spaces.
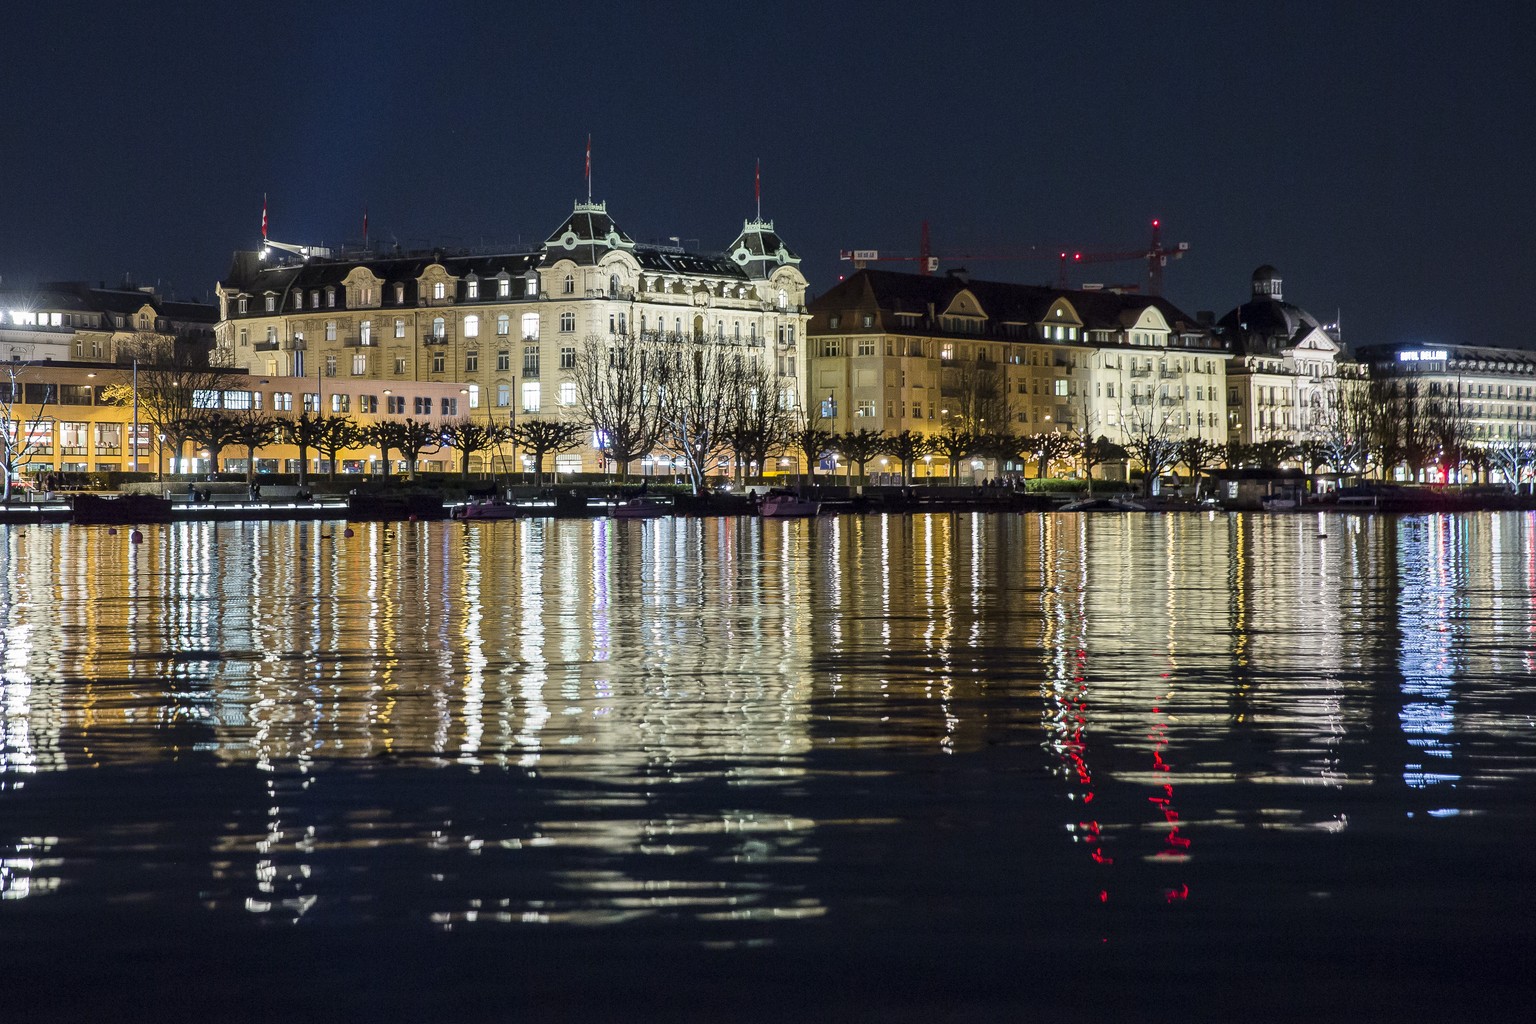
xmin=1486 ymin=425 xmax=1536 ymax=494
xmin=1175 ymin=437 xmax=1224 ymax=499
xmin=1063 ymin=390 xmax=1112 ymax=495
xmin=510 ymin=418 xmax=583 ymax=487
xmin=314 ymin=415 xmax=361 ymax=481
xmin=879 ymin=430 xmax=932 ymax=485
xmin=832 ymin=428 xmax=885 ymax=486
xmin=0 ymin=361 xmax=55 ymax=503
xmin=1119 ymin=392 xmax=1180 ymax=497
xmin=790 ymin=406 xmax=834 ymax=484
xmin=721 ymin=359 xmax=794 ymax=485
xmin=227 ymin=407 xmax=280 ymax=484
xmin=441 ymin=417 xmax=512 ymax=479
xmin=1309 ymin=382 xmax=1373 ymax=477
xmin=1025 ymin=431 xmax=1074 ymax=479
xmin=657 ymin=335 xmax=739 ymax=494
xmin=568 ymin=334 xmax=665 ymax=480
xmin=184 ymin=407 xmax=246 ymax=476
xmin=102 ymin=353 xmax=223 ymax=478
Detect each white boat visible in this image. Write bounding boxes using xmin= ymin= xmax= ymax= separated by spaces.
xmin=612 ymin=495 xmax=674 ymax=519
xmin=758 ymin=493 xmax=821 ymax=517
xmin=453 ymin=498 xmax=524 ymax=521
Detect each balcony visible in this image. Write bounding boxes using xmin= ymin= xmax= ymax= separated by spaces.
xmin=253 ymin=339 xmax=280 ymax=352
xmin=1160 ymin=368 xmax=1181 ymax=378
xmin=423 ymin=334 xmax=450 ymax=347
xmin=1131 ymin=395 xmax=1152 ymax=406
xmin=522 ymin=368 xmax=541 ymax=379
xmin=343 ymin=336 xmax=376 ymax=348
xmin=1130 ymin=368 xmax=1152 ymax=378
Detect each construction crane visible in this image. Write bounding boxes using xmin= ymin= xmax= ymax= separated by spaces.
xmin=840 ymin=219 xmax=1189 ymax=295
xmin=839 ymin=221 xmax=1059 ymax=276
xmin=260 ymin=239 xmax=333 ymax=262
xmin=1057 ymin=220 xmax=1188 ymax=296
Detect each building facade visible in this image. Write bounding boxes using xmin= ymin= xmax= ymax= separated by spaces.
xmin=0 ymin=281 xmax=216 ymax=365
xmin=214 ymin=202 xmax=811 ymax=473
xmin=1216 ymin=265 xmax=1355 ymax=447
xmin=1 ymin=362 xmax=477 ymax=482
xmin=806 ymin=269 xmax=1227 ymax=477
xmin=1356 ymin=343 xmax=1536 ymax=449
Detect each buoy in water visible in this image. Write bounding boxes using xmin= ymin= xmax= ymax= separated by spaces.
xmin=130 ymin=530 xmax=144 ymax=544
xmin=344 ymin=527 xmax=355 ymax=538
xmin=108 ymin=527 xmax=118 ymax=535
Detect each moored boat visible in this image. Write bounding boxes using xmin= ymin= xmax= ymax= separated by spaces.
xmin=758 ymin=492 xmax=821 ymax=517
xmin=453 ymin=498 xmax=523 ymax=521
xmin=612 ymin=495 xmax=674 ymax=519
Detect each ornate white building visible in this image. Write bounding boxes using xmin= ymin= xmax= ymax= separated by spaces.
xmin=214 ymin=200 xmax=811 ymax=473
xmin=1217 ymin=265 xmax=1354 ymax=445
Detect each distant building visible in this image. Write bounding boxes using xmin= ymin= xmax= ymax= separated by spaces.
xmin=1355 ymin=343 xmax=1536 ymax=448
xmin=1216 ymin=265 xmax=1358 ymax=447
xmin=0 ymin=361 xmax=475 ymax=481
xmin=0 ymin=281 xmax=216 ymax=365
xmin=806 ymin=269 xmax=1226 ymax=478
xmin=215 ymin=201 xmax=811 ymax=475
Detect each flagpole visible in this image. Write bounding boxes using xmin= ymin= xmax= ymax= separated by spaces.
xmin=585 ymin=134 xmax=592 ymax=202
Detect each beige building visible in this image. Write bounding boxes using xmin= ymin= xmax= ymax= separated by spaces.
xmin=1217 ymin=265 xmax=1353 ymax=446
xmin=806 ymin=269 xmax=1227 ymax=477
xmin=214 ymin=201 xmax=811 ymax=473
xmin=0 ymin=281 xmax=216 ymax=365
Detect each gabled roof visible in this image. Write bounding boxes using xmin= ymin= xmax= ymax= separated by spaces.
xmin=809 ymin=268 xmax=1210 ymax=337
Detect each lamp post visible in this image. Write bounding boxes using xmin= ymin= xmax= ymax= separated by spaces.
xmin=131 ymin=357 xmax=139 ymax=474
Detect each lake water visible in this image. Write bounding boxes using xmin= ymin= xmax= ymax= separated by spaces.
xmin=3 ymin=512 xmax=1534 ymax=1021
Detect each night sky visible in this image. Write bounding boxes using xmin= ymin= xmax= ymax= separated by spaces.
xmin=4 ymin=1 xmax=1532 ymax=349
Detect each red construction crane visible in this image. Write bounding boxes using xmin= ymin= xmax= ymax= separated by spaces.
xmin=839 ymin=219 xmax=1189 ymax=296
xmin=1057 ymin=220 xmax=1190 ymax=296
xmin=839 ymin=221 xmax=1059 ymax=276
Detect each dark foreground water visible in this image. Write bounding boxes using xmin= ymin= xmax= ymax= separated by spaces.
xmin=2 ymin=512 xmax=1534 ymax=1022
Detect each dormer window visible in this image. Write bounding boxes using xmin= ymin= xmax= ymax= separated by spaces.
xmin=563 ymin=274 xmax=575 ymax=295
xmin=498 ymin=277 xmax=510 ymax=298
xmin=433 ymin=282 xmax=446 ymax=300
xmin=325 ymin=287 xmax=335 ymax=308
xmin=525 ymin=270 xmax=539 ymax=296
xmin=292 ymin=292 xmax=303 ymax=309
xmin=237 ymin=297 xmax=248 ymax=314
xmin=264 ymin=295 xmax=275 ymax=312
xmin=394 ymin=283 xmax=405 ymax=304
xmin=466 ymin=277 xmax=479 ymax=299
xmin=311 ymin=290 xmax=320 ymax=307
xmin=829 ymin=315 xmax=841 ymax=329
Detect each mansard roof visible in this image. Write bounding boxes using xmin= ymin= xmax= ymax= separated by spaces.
xmin=539 ymin=200 xmax=636 ymax=267
xmin=809 ymin=269 xmax=1211 ymax=338
xmin=727 ymin=218 xmax=802 ymax=280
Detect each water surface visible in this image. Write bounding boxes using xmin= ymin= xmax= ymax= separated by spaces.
xmin=3 ymin=512 xmax=1533 ymax=1020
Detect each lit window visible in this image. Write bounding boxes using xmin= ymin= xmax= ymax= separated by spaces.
xmin=522 ymin=382 xmax=541 ymax=412
xmin=352 ymin=353 xmax=367 ymax=375
xmin=466 ymin=278 xmax=479 ymax=299
xmin=522 ymin=313 xmax=540 ymax=340
xmin=559 ymin=381 xmax=576 ymax=406
xmin=433 ymin=282 xmax=446 ymax=300
xmin=325 ymin=321 xmax=336 ymax=341
xmin=497 ymin=314 xmax=510 ymax=336
xmin=360 ymin=320 xmax=372 ymax=345
xmin=464 ymin=315 xmax=479 ymax=338
xmin=265 ymin=295 xmax=275 ymax=312
xmin=498 ymin=278 xmax=510 ymax=298
xmin=394 ymin=283 xmax=405 ymax=304
xmin=395 ymin=318 xmax=405 ymax=338
xmin=496 ymin=384 xmax=510 ymax=407
xmin=432 ymin=317 xmax=445 ymax=338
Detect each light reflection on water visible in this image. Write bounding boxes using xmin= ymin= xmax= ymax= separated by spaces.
xmin=3 ymin=511 xmax=1536 ymax=1010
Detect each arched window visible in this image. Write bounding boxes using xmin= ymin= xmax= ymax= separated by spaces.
xmin=560 ymin=312 xmax=575 ymax=333
xmin=523 ymin=313 xmax=540 ymax=339
xmin=432 ymin=317 xmax=445 ymax=338
xmin=563 ymin=274 xmax=575 ymax=294
xmin=609 ymin=273 xmax=620 ymax=295
xmin=433 ymin=282 xmax=446 ymax=300
xmin=464 ymin=315 xmax=479 ymax=338
xmin=497 ymin=314 xmax=510 ymax=336
xmin=777 ymin=289 xmax=787 ymax=309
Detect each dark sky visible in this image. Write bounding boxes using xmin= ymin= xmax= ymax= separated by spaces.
xmin=4 ymin=1 xmax=1532 ymax=349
